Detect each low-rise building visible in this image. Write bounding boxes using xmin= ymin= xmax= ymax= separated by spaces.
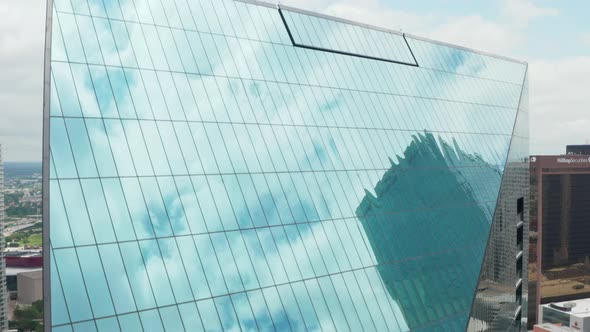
xmin=537 ymin=298 xmax=590 ymax=331
xmin=17 ymin=270 xmax=42 ymax=305
xmin=534 ymin=323 xmax=580 ymax=331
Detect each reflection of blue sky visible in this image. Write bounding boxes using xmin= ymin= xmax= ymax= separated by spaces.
xmin=50 ymin=0 xmax=525 ymax=330
xmin=283 ymin=8 xmax=417 ymax=65
xmin=407 ymin=37 xmax=526 ymax=84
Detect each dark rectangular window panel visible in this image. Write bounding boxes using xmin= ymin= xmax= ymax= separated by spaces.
xmin=278 ymin=5 xmax=419 ymax=66
xmin=517 ymin=222 xmax=524 ymax=253
xmin=516 ymin=255 xmax=523 ymax=279
xmin=542 ymin=167 xmax=590 ymax=172
xmin=517 ymin=197 xmax=524 ymax=221
xmin=542 ymin=307 xmax=570 ymax=325
xmin=515 ymin=307 xmax=522 ymax=329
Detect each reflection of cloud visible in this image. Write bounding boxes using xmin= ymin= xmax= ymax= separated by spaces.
xmin=50 ymin=1 xmax=524 ymax=330
xmin=502 ymin=0 xmax=559 ymax=23
xmin=356 ymin=132 xmax=503 ymax=330
xmin=530 ymin=57 xmax=590 ymax=154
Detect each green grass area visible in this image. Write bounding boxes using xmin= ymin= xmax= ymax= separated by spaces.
xmin=27 ymin=233 xmax=42 ymax=247
xmin=6 ymin=228 xmax=42 ymax=248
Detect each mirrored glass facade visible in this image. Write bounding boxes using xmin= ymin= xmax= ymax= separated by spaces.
xmin=43 ymin=0 xmax=529 ymax=330
xmin=468 ymin=73 xmax=529 ymax=332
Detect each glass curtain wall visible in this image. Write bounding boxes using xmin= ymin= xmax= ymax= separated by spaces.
xmin=44 ymin=0 xmax=528 ymax=330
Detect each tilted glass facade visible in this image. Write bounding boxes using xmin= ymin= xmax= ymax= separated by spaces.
xmin=468 ymin=73 xmax=529 ymax=332
xmin=43 ymin=0 xmax=529 ymax=330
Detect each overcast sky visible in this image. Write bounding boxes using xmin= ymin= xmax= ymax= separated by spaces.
xmin=1 ymin=0 xmax=589 ymax=161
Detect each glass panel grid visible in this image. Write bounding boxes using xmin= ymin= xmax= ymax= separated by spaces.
xmin=279 ymin=7 xmax=417 ymax=66
xmin=47 ymin=0 xmax=528 ymax=330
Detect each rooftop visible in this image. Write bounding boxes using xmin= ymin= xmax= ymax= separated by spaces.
xmin=17 ymin=269 xmax=42 ymax=280
xmin=6 ymin=267 xmax=42 ymax=276
xmin=4 ymin=249 xmax=42 ymax=257
xmin=543 ymin=298 xmax=590 ymax=318
xmin=236 ymin=0 xmax=526 ymax=65
xmin=534 ymin=323 xmax=578 ymax=332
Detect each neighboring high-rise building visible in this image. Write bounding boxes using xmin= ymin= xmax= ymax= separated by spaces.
xmin=43 ymin=0 xmax=529 ymax=330
xmin=528 ymin=154 xmax=590 ymax=328
xmin=0 ymin=144 xmax=8 ymax=330
xmin=566 ymin=145 xmax=590 ymax=155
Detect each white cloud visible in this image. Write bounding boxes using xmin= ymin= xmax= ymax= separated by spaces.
xmin=0 ymin=0 xmax=579 ymax=161
xmin=284 ymin=0 xmax=586 ymax=156
xmin=322 ymin=1 xmax=437 ymax=33
xmin=285 ymin=0 xmax=519 ymax=55
xmin=0 ymin=0 xmax=45 ymax=161
xmin=424 ymin=15 xmax=520 ymax=55
xmin=529 ymin=56 xmax=590 ymax=154
xmin=283 ymin=0 xmax=558 ymax=56
xmin=502 ymin=0 xmax=559 ymax=24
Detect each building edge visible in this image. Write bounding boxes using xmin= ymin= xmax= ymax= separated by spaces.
xmin=465 ymin=65 xmax=529 ymax=332
xmin=42 ymin=0 xmax=54 ymax=328
xmin=236 ymin=0 xmax=527 ymax=65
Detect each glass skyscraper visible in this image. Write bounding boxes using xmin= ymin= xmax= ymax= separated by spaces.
xmin=43 ymin=0 xmax=529 ymax=331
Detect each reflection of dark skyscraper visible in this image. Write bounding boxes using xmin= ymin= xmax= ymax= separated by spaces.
xmin=356 ymin=132 xmax=502 ymax=330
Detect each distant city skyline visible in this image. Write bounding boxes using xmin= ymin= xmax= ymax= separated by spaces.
xmin=2 ymin=0 xmax=590 ymax=161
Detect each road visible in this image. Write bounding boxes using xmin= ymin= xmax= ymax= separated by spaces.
xmin=3 ymin=217 xmax=40 ymax=236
